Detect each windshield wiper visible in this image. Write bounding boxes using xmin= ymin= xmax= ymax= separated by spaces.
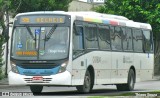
xmin=25 ymin=25 xmax=35 ymax=40
xmin=45 ymin=25 xmax=57 ymax=41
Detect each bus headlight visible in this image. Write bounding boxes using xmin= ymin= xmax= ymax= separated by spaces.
xmin=10 ymin=62 xmax=19 ymax=73
xmin=59 ymin=61 xmax=68 ymax=73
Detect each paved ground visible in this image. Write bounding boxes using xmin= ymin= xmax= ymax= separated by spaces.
xmin=0 ymin=78 xmax=160 ymax=97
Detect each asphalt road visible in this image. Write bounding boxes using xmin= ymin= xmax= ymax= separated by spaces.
xmin=0 ymin=80 xmax=160 ymax=97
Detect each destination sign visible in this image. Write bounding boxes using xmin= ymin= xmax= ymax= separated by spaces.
xmin=16 ymin=51 xmax=37 ymax=56
xmin=19 ymin=15 xmax=65 ymax=24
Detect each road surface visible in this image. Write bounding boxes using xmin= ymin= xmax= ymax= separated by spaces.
xmin=0 ymin=80 xmax=160 ymax=97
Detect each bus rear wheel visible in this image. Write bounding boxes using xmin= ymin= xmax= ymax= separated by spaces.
xmin=76 ymin=70 xmax=93 ymax=93
xmin=30 ymin=85 xmax=43 ymax=94
xmin=116 ymin=69 xmax=135 ymax=91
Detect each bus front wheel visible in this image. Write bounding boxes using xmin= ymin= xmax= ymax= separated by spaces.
xmin=116 ymin=69 xmax=135 ymax=91
xmin=76 ymin=70 xmax=93 ymax=93
xmin=30 ymin=85 xmax=43 ymax=93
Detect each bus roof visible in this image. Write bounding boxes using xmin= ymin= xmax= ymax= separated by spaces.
xmin=15 ymin=11 xmax=152 ymax=30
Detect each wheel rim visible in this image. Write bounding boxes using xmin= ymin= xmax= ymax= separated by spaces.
xmin=129 ymin=73 xmax=134 ymax=88
xmin=84 ymin=73 xmax=91 ymax=90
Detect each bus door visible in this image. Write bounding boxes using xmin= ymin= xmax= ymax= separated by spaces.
xmin=72 ymin=23 xmax=86 ymax=85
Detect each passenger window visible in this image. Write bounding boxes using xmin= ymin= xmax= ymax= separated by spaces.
xmin=110 ymin=26 xmax=122 ymax=51
xmin=122 ymin=28 xmax=133 ymax=51
xmin=85 ymin=24 xmax=98 ymax=49
xmin=133 ymin=29 xmax=143 ymax=52
xmin=98 ymin=26 xmax=111 ymax=50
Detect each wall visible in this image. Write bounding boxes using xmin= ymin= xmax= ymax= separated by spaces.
xmin=69 ymin=0 xmax=103 ymax=11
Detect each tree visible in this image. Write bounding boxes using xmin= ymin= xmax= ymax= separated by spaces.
xmin=95 ymin=0 xmax=160 ymax=75
xmin=0 ymin=0 xmax=10 ymax=38
xmin=9 ymin=0 xmax=72 ymax=16
xmin=0 ymin=0 xmax=10 ymax=79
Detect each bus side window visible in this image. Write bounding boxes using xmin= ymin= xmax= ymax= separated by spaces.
xmin=85 ymin=24 xmax=98 ymax=49
xmin=111 ymin=26 xmax=122 ymax=51
xmin=133 ymin=29 xmax=143 ymax=52
xmin=98 ymin=25 xmax=111 ymax=50
xmin=122 ymin=27 xmax=133 ymax=51
xmin=143 ymin=30 xmax=153 ymax=53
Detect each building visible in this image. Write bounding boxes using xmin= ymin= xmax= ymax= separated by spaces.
xmin=68 ymin=0 xmax=104 ymax=11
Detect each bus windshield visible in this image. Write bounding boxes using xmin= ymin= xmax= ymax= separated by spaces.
xmin=11 ymin=26 xmax=69 ymax=60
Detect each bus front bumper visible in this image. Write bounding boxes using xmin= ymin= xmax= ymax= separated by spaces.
xmin=8 ymin=71 xmax=72 ymax=85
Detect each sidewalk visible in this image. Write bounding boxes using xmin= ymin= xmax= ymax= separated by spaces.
xmin=0 ymin=78 xmax=26 ymax=88
xmin=0 ymin=78 xmax=8 ymax=85
xmin=0 ymin=78 xmax=9 ymax=85
xmin=153 ymin=75 xmax=160 ymax=80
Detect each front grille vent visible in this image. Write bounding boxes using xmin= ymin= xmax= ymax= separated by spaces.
xmin=24 ymin=78 xmax=52 ymax=83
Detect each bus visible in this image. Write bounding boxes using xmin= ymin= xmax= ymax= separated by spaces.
xmin=8 ymin=11 xmax=154 ymax=93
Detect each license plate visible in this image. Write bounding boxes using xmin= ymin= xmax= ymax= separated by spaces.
xmin=32 ymin=76 xmax=43 ymax=82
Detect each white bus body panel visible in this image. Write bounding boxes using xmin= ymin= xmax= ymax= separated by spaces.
xmin=72 ymin=51 xmax=154 ymax=85
xmin=111 ymin=52 xmax=132 ymax=84
xmin=9 ymin=70 xmax=72 ymax=85
xmin=72 ymin=51 xmax=111 ymax=85
xmin=134 ymin=53 xmax=154 ymax=82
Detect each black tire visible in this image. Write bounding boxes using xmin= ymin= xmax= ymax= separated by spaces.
xmin=30 ymin=85 xmax=43 ymax=93
xmin=76 ymin=70 xmax=93 ymax=93
xmin=116 ymin=69 xmax=135 ymax=91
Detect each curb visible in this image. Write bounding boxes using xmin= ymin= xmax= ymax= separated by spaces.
xmin=153 ymin=76 xmax=160 ymax=80
xmin=0 ymin=78 xmax=27 ymax=88
xmin=0 ymin=84 xmax=25 ymax=88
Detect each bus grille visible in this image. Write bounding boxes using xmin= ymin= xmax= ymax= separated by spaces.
xmin=24 ymin=78 xmax=52 ymax=83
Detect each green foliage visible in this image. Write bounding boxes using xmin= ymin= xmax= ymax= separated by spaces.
xmin=0 ymin=67 xmax=5 ymax=80
xmin=9 ymin=0 xmax=72 ymax=16
xmin=0 ymin=0 xmax=10 ymax=79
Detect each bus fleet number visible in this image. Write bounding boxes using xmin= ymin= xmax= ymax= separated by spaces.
xmin=92 ymin=56 xmax=101 ymax=63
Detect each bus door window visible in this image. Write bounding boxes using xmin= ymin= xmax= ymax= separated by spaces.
xmin=73 ymin=24 xmax=84 ymax=58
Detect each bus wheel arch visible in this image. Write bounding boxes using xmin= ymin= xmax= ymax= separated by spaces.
xmin=76 ymin=65 xmax=95 ymax=93
xmin=116 ymin=66 xmax=136 ymax=91
xmin=30 ymin=85 xmax=43 ymax=94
